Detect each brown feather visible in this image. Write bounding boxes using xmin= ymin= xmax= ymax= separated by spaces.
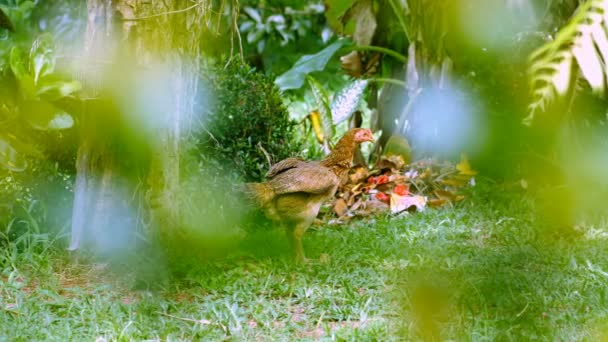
xmin=244 ymin=128 xmax=373 ymax=261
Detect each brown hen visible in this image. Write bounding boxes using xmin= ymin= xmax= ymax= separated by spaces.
xmin=245 ymin=128 xmax=374 ymax=262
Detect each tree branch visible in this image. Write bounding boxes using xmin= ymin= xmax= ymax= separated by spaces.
xmin=122 ymin=2 xmax=201 ymax=21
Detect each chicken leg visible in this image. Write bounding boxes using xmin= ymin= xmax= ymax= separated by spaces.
xmin=287 ymin=222 xmax=310 ymax=263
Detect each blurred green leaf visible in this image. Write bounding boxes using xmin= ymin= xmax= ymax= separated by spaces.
xmin=239 ymin=21 xmax=254 ymax=32
xmin=0 ymin=7 xmax=14 ymax=32
xmin=37 ymin=80 xmax=81 ymax=101
xmin=0 ymin=137 xmax=27 ymax=172
xmin=29 ymin=33 xmax=55 ymax=85
xmin=331 ymin=79 xmax=368 ymax=124
xmin=20 ymin=100 xmax=73 ymax=130
xmin=10 ymin=47 xmax=28 ymax=80
xmin=275 ymin=39 xmax=347 ymax=90
xmin=247 ymin=29 xmax=264 ymax=44
xmin=307 ymin=75 xmax=334 ymax=140
xmin=19 ymin=1 xmax=35 ymax=14
xmin=243 ymin=7 xmax=262 ymax=23
xmin=10 ymin=47 xmax=37 ymax=99
xmin=2 ymin=132 xmax=43 ymax=159
xmin=47 ymin=112 xmax=74 ymax=130
xmin=325 ymin=0 xmax=356 ymax=34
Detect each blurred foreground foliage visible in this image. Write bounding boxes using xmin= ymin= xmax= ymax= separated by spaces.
xmin=0 ymin=1 xmax=82 ymax=247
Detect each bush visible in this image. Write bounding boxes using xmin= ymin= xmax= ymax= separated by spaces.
xmin=198 ymin=60 xmax=300 ymax=181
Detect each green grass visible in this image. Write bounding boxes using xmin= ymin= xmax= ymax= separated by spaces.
xmin=2 ymin=185 xmax=608 ymax=340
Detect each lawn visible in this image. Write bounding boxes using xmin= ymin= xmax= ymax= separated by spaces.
xmin=1 ymin=184 xmax=608 ymax=340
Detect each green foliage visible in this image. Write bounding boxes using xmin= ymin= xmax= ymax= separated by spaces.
xmin=275 ymin=39 xmax=347 ymax=91
xmin=307 ymin=75 xmax=334 ymax=141
xmin=198 ymin=60 xmax=300 ymax=181
xmin=0 ymin=34 xmax=80 ymax=172
xmin=0 ymin=1 xmax=84 ymax=71
xmin=331 ymin=78 xmax=368 ymax=124
xmin=304 ymin=75 xmax=369 ymax=146
xmin=527 ymin=0 xmax=608 ymax=124
xmin=238 ymin=1 xmax=332 ymax=76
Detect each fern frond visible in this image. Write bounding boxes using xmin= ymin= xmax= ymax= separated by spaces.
xmin=526 ymin=0 xmax=608 ymax=125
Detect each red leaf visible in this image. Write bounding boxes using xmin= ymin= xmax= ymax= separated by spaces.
xmin=375 ymin=192 xmax=389 ymax=202
xmin=376 ymin=174 xmax=389 ymax=185
xmin=394 ymin=184 xmax=409 ymax=196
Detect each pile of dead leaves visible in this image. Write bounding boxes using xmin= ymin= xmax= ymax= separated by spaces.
xmin=325 ymin=154 xmax=478 ymax=223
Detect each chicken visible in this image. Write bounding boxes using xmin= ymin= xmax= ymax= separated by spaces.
xmin=245 ymin=128 xmax=375 ymax=262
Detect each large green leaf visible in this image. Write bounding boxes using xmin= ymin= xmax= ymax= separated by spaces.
xmin=307 ymin=75 xmax=334 ymax=140
xmin=275 ymin=39 xmax=347 ymax=91
xmin=0 ymin=137 xmax=27 ymax=172
xmin=331 ymin=79 xmax=368 ymax=124
xmin=20 ymin=100 xmax=73 ymax=130
xmin=527 ymin=0 xmax=608 ymax=124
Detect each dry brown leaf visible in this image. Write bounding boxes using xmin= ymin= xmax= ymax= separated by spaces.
xmin=340 ymin=51 xmax=363 ymax=77
xmin=348 ymin=0 xmax=377 ymax=46
xmin=356 ymin=198 xmax=388 ymax=216
xmin=334 ymin=198 xmax=348 ymax=217
xmin=428 ymin=198 xmax=449 ymax=207
xmin=434 ymin=189 xmax=458 ymax=200
xmin=389 ymin=174 xmax=407 ymax=184
xmin=347 ymin=193 xmax=357 ymax=206
xmin=441 ymin=178 xmax=468 ymax=187
xmin=456 ymin=154 xmax=478 ymax=176
xmin=350 ymin=198 xmax=363 ymax=212
xmin=363 ymin=53 xmax=381 ymax=76
xmin=376 ymin=154 xmax=406 ymax=171
xmin=349 ymin=165 xmax=369 ymax=184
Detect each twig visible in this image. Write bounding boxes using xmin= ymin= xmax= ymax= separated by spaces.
xmin=233 ymin=0 xmax=244 ymax=62
xmin=257 ymin=142 xmax=273 ymax=169
xmin=123 ymin=3 xmax=201 ymax=21
xmin=216 ymin=0 xmax=226 ymax=32
xmin=202 ymin=126 xmax=221 ymax=146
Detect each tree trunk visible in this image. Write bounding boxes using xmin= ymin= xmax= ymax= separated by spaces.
xmin=122 ymin=0 xmax=205 ymax=239
xmin=69 ymin=0 xmax=120 ymax=251
xmin=70 ymin=0 xmax=207 ymax=250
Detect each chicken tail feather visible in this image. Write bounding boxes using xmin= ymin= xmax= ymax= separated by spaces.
xmin=244 ymin=182 xmax=274 ymax=207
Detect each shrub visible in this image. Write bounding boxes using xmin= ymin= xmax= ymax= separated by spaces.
xmin=198 ymin=60 xmax=300 ymax=181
